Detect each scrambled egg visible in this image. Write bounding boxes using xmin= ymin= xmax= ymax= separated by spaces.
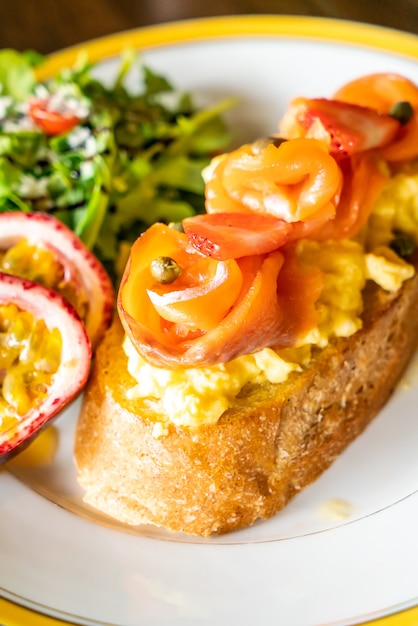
xmin=296 ymin=239 xmax=366 ymax=347
xmin=124 ymin=339 xmax=300 ymax=435
xmin=363 ymin=161 xmax=418 ymax=291
xmin=365 ymin=161 xmax=418 ymax=251
xmin=124 ymin=163 xmax=418 ymax=435
xmin=365 ymin=246 xmax=414 ymax=292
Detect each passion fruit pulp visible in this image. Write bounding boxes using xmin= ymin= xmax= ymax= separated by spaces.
xmin=0 ymin=240 xmax=89 ymax=323
xmin=0 ymin=212 xmax=114 ymax=349
xmin=0 ymin=272 xmax=91 ymax=463
xmin=0 ymin=302 xmax=62 ymax=421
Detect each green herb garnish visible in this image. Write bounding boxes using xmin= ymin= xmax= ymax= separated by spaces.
xmin=389 ymin=233 xmax=416 ymax=258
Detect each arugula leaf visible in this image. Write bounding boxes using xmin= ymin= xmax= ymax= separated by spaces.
xmin=0 ymin=49 xmax=235 ymax=283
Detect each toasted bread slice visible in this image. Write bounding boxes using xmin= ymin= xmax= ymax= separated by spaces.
xmin=74 ymin=259 xmax=418 ymax=536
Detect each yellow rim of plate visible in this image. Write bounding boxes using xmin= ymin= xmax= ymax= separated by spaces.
xmin=6 ymin=13 xmax=418 ymax=626
xmin=38 ymin=15 xmax=418 ymax=78
xmin=0 ymin=598 xmax=74 ymax=626
xmin=1 ymin=599 xmax=418 ymax=626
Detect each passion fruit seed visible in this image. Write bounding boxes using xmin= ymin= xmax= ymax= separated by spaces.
xmin=150 ymin=256 xmax=182 ymax=284
xmin=389 ymin=101 xmax=414 ymax=125
xmin=1 ymin=241 xmax=64 ymax=286
xmin=0 ymin=303 xmax=62 ymax=427
xmin=0 ymin=240 xmax=89 ymax=321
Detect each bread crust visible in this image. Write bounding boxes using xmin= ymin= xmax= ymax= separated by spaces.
xmin=74 ymin=261 xmax=418 ymax=536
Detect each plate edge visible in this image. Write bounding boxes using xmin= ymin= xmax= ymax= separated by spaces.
xmin=35 ymin=15 xmax=418 ymax=79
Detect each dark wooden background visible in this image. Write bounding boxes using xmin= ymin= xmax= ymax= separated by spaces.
xmin=0 ymin=0 xmax=416 ymax=55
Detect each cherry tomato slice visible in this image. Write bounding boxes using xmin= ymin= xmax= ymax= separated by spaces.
xmin=281 ymin=98 xmax=401 ymax=156
xmin=182 ymin=213 xmax=293 ymax=260
xmin=28 ymin=98 xmax=80 ymax=135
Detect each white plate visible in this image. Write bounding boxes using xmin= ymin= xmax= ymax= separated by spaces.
xmin=1 ymin=15 xmax=418 ymax=626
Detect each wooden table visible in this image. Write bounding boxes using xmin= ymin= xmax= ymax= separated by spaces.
xmin=0 ymin=0 xmax=416 ymax=54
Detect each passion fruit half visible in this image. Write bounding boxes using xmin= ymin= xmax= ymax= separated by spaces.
xmin=0 ymin=272 xmax=91 ymax=463
xmin=0 ymin=212 xmax=114 ymax=349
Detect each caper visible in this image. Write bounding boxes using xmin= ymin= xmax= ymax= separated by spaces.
xmin=389 ymin=234 xmax=416 ymax=258
xmin=168 ymin=221 xmax=185 ymax=233
xmin=389 ymin=101 xmax=414 ymax=125
xmin=150 ymin=256 xmax=182 ymax=284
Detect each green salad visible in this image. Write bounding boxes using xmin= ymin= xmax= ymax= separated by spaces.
xmin=0 ymin=48 xmax=234 ymax=281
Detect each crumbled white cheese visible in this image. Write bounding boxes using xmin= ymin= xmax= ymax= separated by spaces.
xmin=16 ymin=174 xmax=49 ymax=199
xmin=67 ymin=126 xmax=91 ymax=149
xmin=0 ymin=96 xmax=13 ymax=119
xmin=2 ymin=116 xmax=38 ymax=133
